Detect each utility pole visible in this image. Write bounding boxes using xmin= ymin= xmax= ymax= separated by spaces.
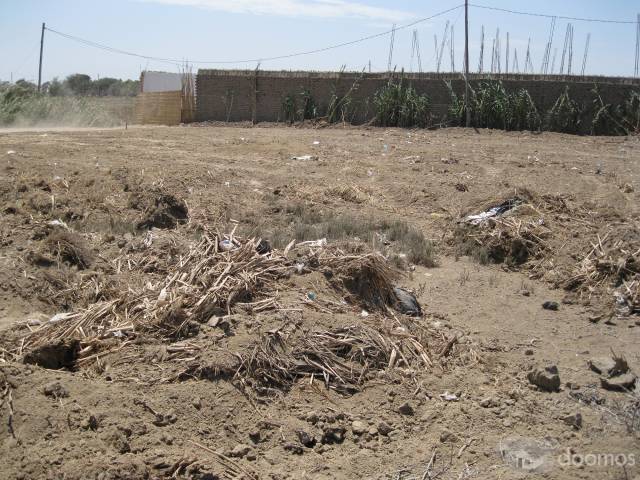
xmin=38 ymin=22 xmax=45 ymax=92
xmin=464 ymin=0 xmax=470 ymax=127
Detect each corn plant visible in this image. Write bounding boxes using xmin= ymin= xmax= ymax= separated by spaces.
xmin=545 ymin=86 xmax=582 ymax=134
xmin=590 ymin=86 xmax=639 ymax=136
xmin=326 ymin=66 xmax=363 ymax=124
xmin=281 ymin=94 xmax=296 ymax=124
xmin=446 ymin=81 xmax=466 ymax=126
xmin=507 ymin=89 xmax=541 ymax=131
xmin=298 ymin=89 xmax=317 ymax=121
xmin=373 ymin=74 xmax=431 ymax=128
xmin=447 ymin=80 xmax=540 ymax=131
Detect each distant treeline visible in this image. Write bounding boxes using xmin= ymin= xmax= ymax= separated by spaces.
xmin=0 ymin=74 xmax=139 ymax=97
xmin=0 ymin=75 xmax=136 ymax=126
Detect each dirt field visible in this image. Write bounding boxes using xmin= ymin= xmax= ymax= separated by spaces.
xmin=0 ymin=124 xmax=639 ymax=480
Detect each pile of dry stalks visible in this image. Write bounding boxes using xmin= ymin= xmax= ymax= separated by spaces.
xmin=17 ymin=228 xmax=414 ymax=372
xmin=563 ymin=229 xmax=640 ymax=311
xmin=21 ymin=229 xmax=290 ymax=363
xmin=236 ymin=323 xmax=438 ymax=394
xmin=455 ymin=195 xmax=553 ymax=267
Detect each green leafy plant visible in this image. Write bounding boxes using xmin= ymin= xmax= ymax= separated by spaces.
xmin=446 ymin=80 xmax=540 ymax=131
xmin=373 ymin=74 xmax=431 ymax=128
xmin=298 ymin=89 xmax=317 ymax=121
xmin=545 ymin=86 xmax=582 ymax=134
xmin=326 ymin=66 xmax=363 ymax=124
xmin=507 ymin=89 xmax=541 ymax=131
xmin=590 ymin=86 xmax=640 ymax=136
xmin=281 ymin=94 xmax=296 ymax=124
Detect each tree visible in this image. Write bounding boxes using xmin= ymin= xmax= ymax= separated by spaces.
xmin=48 ymin=77 xmax=64 ymax=96
xmin=92 ymin=77 xmax=118 ymax=96
xmin=15 ymin=79 xmax=37 ymax=92
xmin=64 ymin=74 xmax=92 ymax=95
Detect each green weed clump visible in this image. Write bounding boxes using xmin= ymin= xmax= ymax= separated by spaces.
xmin=281 ymin=89 xmax=318 ymax=124
xmin=373 ymin=75 xmax=431 ymax=128
xmin=591 ymin=86 xmax=640 ymax=136
xmin=545 ymin=86 xmax=582 ymax=134
xmin=242 ymin=199 xmax=436 ymax=267
xmin=447 ymin=80 xmax=540 ymax=131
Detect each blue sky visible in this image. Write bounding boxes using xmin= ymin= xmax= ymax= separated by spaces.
xmin=1 ymin=0 xmax=638 ymax=82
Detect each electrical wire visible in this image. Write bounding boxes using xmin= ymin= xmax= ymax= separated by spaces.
xmin=44 ymin=4 xmax=464 ymax=66
xmin=469 ymin=3 xmax=637 ymax=25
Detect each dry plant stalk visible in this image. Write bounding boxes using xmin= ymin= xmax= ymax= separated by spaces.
xmin=22 ymin=231 xmax=290 ymax=363
xmin=564 ymin=230 xmax=640 ymax=303
xmin=235 ymin=323 xmax=454 ymax=395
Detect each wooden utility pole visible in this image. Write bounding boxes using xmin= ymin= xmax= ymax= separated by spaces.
xmin=464 ymin=0 xmax=470 ymax=127
xmin=38 ymin=22 xmax=45 ymax=92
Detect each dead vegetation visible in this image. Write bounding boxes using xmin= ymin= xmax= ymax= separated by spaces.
xmin=452 ymin=190 xmax=557 ymax=268
xmin=563 ymin=226 xmax=640 ymax=312
xmin=9 ymin=223 xmax=461 ymax=397
xmin=242 ymin=198 xmax=436 ymax=268
xmin=236 ymin=323 xmax=441 ymax=395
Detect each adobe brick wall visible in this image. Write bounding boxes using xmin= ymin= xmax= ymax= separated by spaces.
xmin=196 ymin=70 xmax=640 ymax=125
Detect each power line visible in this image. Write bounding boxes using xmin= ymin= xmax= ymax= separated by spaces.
xmin=469 ymin=3 xmax=637 ymax=24
xmin=44 ymin=4 xmax=464 ymax=67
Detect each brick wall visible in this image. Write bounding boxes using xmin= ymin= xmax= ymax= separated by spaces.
xmin=196 ymin=70 xmax=640 ymax=126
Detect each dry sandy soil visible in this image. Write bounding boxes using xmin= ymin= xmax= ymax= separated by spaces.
xmin=0 ymin=124 xmax=639 ymax=480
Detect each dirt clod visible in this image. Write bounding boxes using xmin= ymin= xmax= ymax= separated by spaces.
xmin=377 ymin=421 xmax=393 ymax=436
xmin=601 ymin=373 xmax=637 ymax=391
xmin=43 ymin=381 xmax=69 ymax=398
xmin=562 ymin=413 xmax=583 ymax=430
xmin=397 ymin=402 xmax=415 ymax=415
xmin=136 ymin=193 xmax=188 ymax=230
xmin=527 ymin=365 xmax=561 ymax=392
xmin=228 ymin=444 xmax=251 ymax=458
xmin=321 ymin=426 xmax=346 ymax=444
xmin=351 ymin=421 xmax=367 ymax=435
xmin=296 ymin=430 xmax=316 ymax=448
